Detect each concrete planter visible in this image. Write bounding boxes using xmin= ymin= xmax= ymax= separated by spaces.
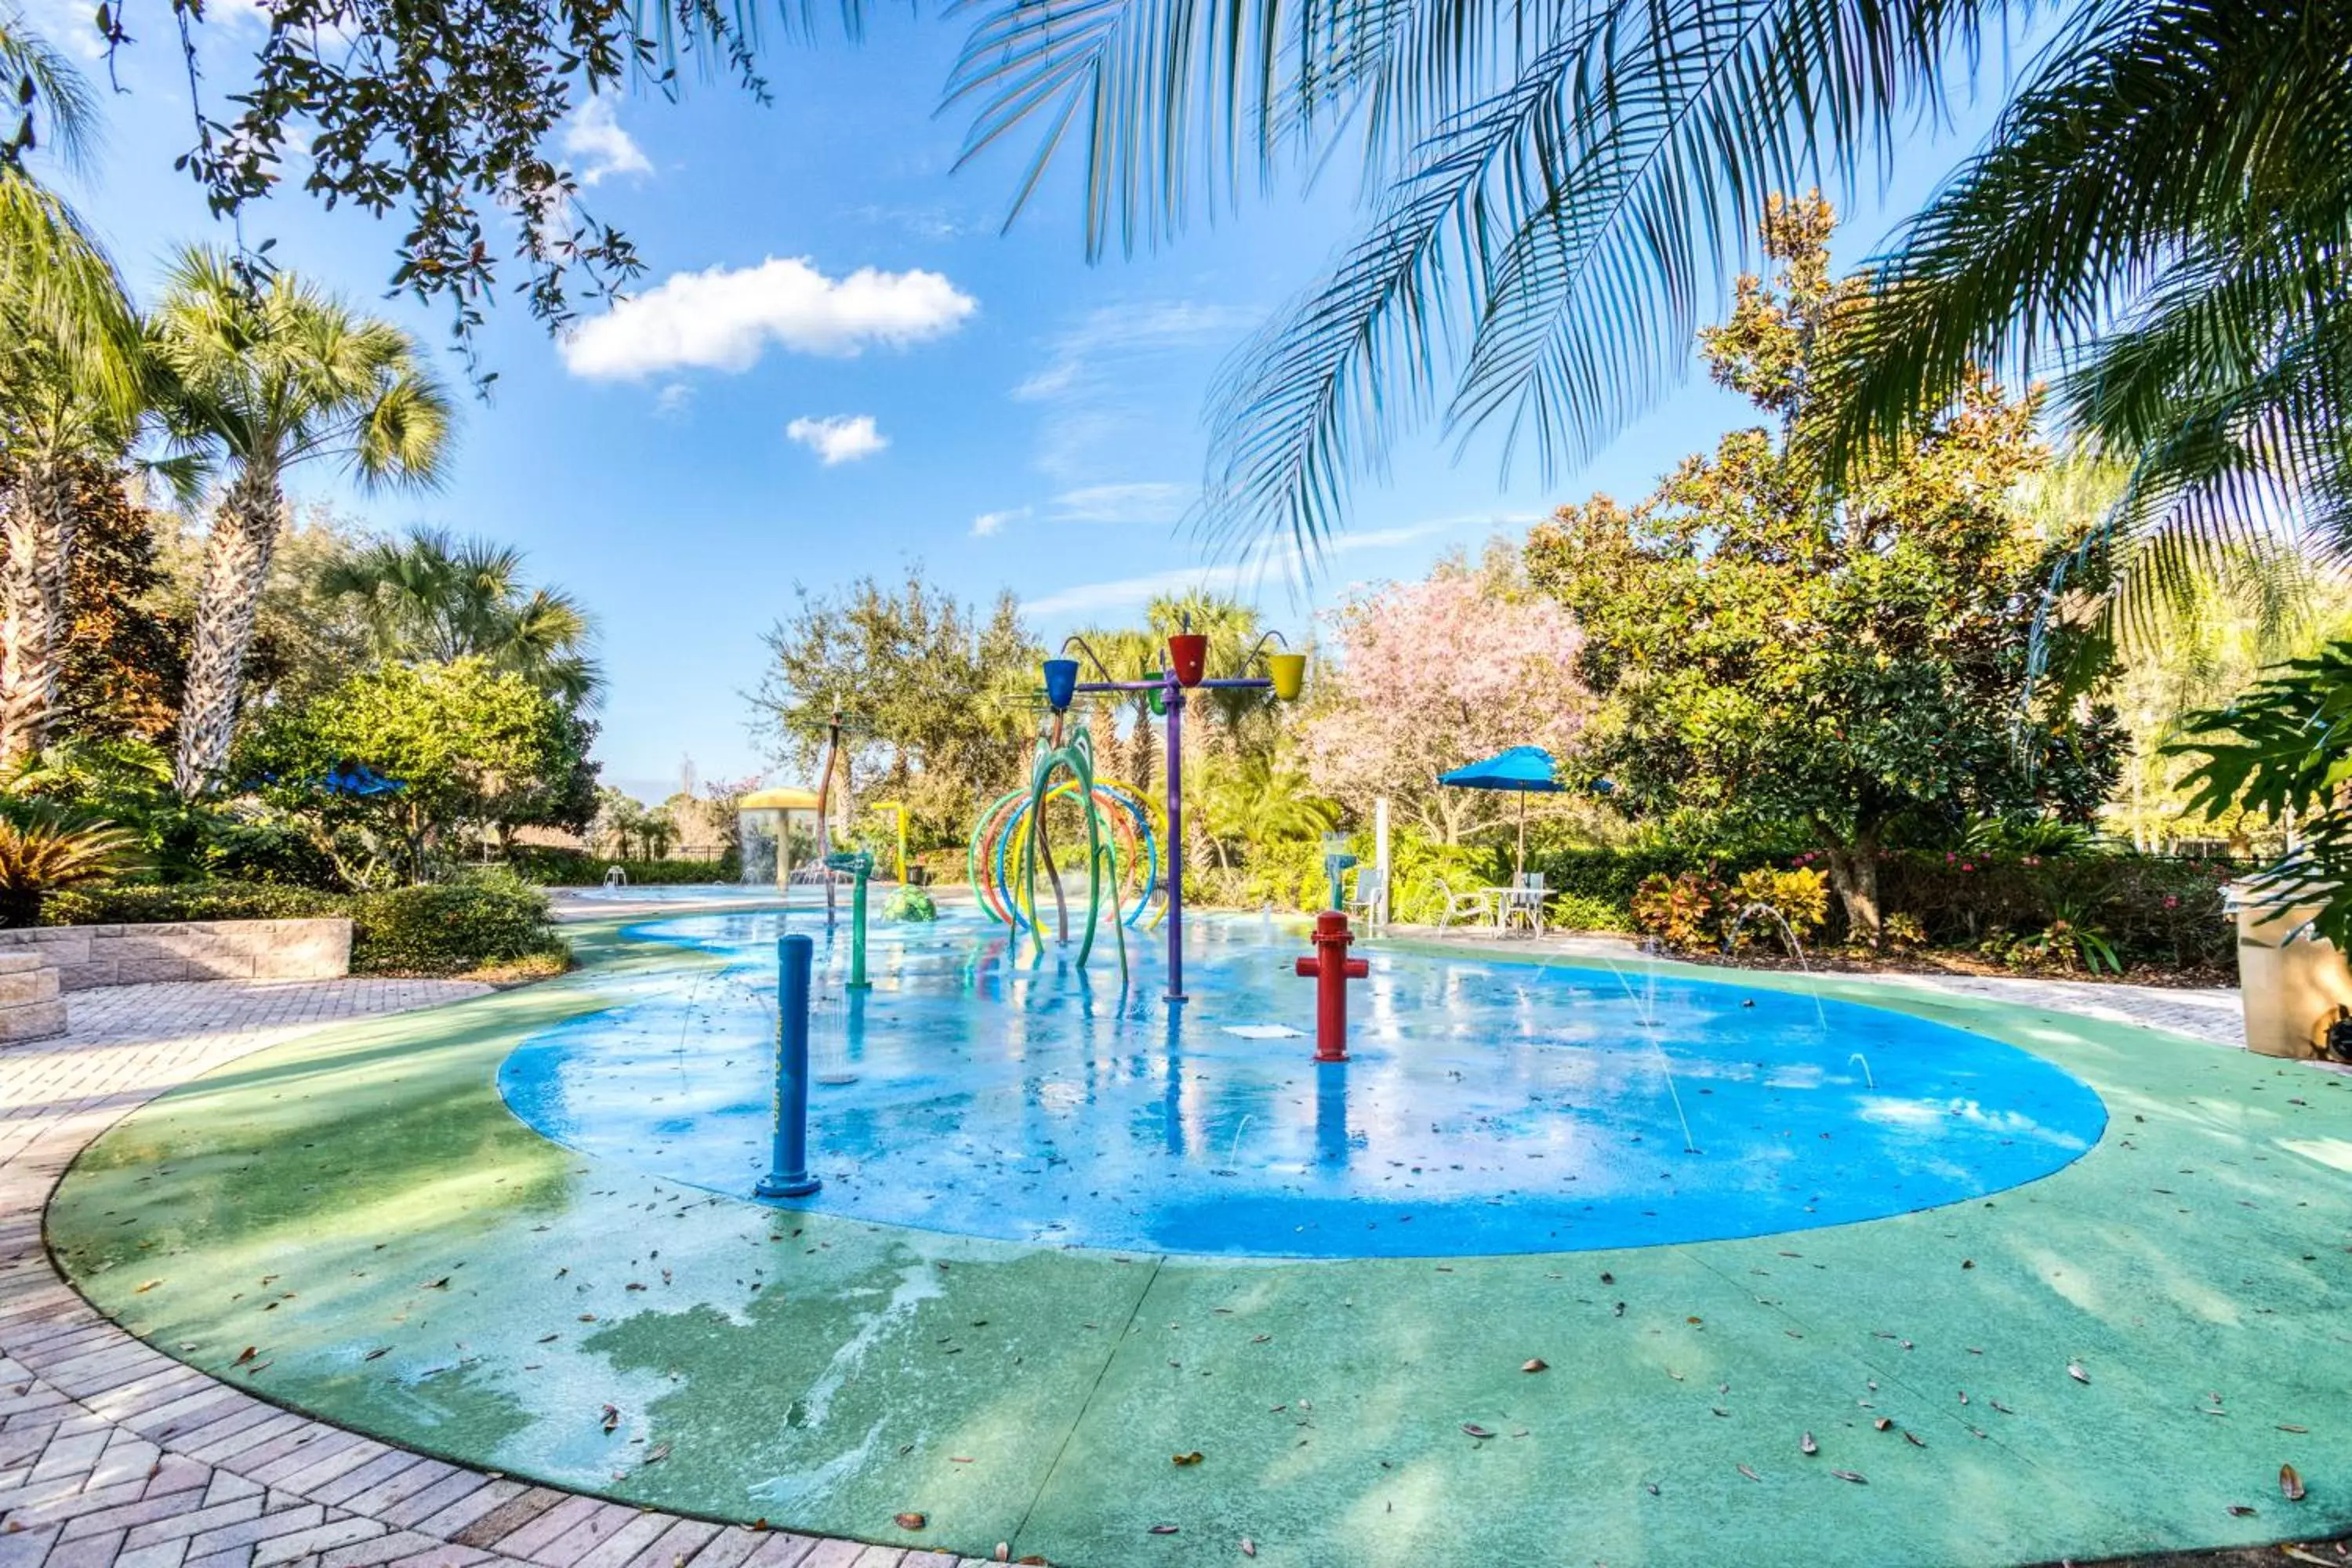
xmin=2232 ymin=890 xmax=2352 ymax=1059
xmin=0 ymin=917 xmax=352 ymax=993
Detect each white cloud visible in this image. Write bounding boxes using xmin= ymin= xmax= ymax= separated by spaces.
xmin=787 ymin=415 xmax=888 ymax=466
xmin=1014 ymin=301 xmax=1261 ymax=482
xmin=971 ymin=506 xmax=1029 ymax=539
xmin=1050 ymin=483 xmax=1190 ymax=525
xmin=564 ymin=96 xmax=652 ymax=187
xmin=1016 ymin=303 xmax=1259 ymax=403
xmin=1020 ymin=564 xmax=1261 ymax=620
xmin=1014 ymin=510 xmax=1541 ymax=622
xmin=561 ymin=257 xmax=978 ymax=379
xmin=653 ymin=383 xmax=693 ymax=419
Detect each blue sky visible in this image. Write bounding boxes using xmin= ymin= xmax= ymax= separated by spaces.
xmin=33 ymin=5 xmax=2030 ymax=800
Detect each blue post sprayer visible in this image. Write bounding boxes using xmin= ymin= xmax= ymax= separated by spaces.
xmin=755 ymin=934 xmax=822 ymax=1199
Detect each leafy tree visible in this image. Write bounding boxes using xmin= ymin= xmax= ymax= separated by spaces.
xmin=238 ymin=657 xmax=574 ymax=883
xmin=1195 ymin=738 xmax=1337 ymax=872
xmin=150 ymin=249 xmax=452 ymax=796
xmin=321 ymin=526 xmax=602 ymax=706
xmin=754 ymin=564 xmax=1041 ymax=847
xmin=48 ymin=460 xmax=181 ymax=743
xmin=1526 ymin=198 xmax=2122 ymax=938
xmin=150 ymin=505 xmax=381 ymax=718
xmin=0 ymin=23 xmax=148 ymax=768
xmin=1299 ymin=541 xmax=1585 ymax=846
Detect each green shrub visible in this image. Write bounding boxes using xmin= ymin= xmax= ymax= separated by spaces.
xmin=203 ymin=821 xmax=344 ymax=888
xmin=352 ymin=871 xmax=566 ymax=975
xmin=43 ymin=880 xmax=349 ymax=926
xmin=1548 ymin=891 xmax=1635 ymax=932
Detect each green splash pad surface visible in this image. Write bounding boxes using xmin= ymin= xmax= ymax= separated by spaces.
xmin=48 ymin=924 xmax=2352 ymax=1566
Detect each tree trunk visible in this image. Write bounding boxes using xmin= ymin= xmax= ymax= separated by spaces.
xmin=0 ymin=458 xmax=81 ymax=771
xmin=174 ymin=466 xmax=284 ymax=795
xmin=1821 ymin=837 xmax=1883 ymax=945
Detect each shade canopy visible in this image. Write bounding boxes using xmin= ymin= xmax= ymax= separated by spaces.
xmin=739 ymin=786 xmax=824 ymax=812
xmin=1438 ymin=746 xmax=1565 ymax=793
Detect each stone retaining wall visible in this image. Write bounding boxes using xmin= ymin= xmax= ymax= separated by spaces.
xmin=0 ymin=918 xmax=352 ymax=992
xmin=0 ymin=952 xmax=64 ymax=1040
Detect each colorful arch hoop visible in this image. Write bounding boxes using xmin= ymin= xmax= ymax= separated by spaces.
xmin=968 ymin=776 xmax=1160 ymax=934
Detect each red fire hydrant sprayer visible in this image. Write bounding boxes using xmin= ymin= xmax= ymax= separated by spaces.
xmin=1294 ymin=911 xmax=1370 ymax=1062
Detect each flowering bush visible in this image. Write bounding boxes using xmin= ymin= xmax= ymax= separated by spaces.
xmin=1632 ymin=871 xmax=1720 ymax=948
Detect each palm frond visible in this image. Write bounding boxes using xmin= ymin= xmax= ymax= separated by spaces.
xmin=1827 ymin=0 xmax=2352 ymax=474
xmin=1195 ymin=0 xmax=1997 ymax=557
xmin=0 ymin=8 xmax=100 ymax=172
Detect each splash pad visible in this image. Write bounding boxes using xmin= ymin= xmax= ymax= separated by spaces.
xmin=498 ymin=909 xmax=2104 ymax=1259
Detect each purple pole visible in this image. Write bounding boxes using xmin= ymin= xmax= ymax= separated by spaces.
xmin=1163 ymin=677 xmax=1185 ymax=1003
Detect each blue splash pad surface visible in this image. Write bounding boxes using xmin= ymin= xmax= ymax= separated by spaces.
xmin=497 ymin=912 xmax=2107 ymax=1258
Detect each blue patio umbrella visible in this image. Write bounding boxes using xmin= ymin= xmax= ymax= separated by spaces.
xmin=1438 ymin=746 xmax=1564 ymax=877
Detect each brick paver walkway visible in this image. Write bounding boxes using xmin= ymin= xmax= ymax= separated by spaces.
xmin=0 ymin=979 xmax=980 ymax=1568
xmin=0 ymin=967 xmax=2258 ymax=1567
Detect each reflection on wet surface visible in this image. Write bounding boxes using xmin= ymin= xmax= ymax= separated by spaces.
xmin=498 ymin=911 xmax=2105 ymax=1257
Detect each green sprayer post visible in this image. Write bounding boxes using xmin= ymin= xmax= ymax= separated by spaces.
xmin=824 ymin=851 xmax=875 ymax=989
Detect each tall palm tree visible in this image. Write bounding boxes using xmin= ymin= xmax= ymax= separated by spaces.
xmin=319 ymin=526 xmax=603 ymax=706
xmin=0 ymin=15 xmax=143 ymax=769
xmin=150 ymin=249 xmax=452 ymax=794
xmin=942 ymin=0 xmax=2343 ymax=622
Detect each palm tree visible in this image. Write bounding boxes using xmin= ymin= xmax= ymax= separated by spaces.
xmin=320 ymin=526 xmax=602 ymax=706
xmin=150 ymin=249 xmax=452 ymax=794
xmin=942 ymin=0 xmax=2343 ymax=621
xmin=0 ymin=12 xmax=144 ymax=769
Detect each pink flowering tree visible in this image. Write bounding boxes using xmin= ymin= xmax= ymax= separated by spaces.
xmin=1301 ymin=560 xmax=1587 ymax=844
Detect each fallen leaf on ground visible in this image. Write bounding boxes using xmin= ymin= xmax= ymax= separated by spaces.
xmin=2282 ymin=1464 xmax=2307 ymax=1502
xmin=1737 ymin=1465 xmax=1760 ymax=1482
xmin=2067 ymin=1362 xmax=2089 ymax=1384
xmin=1461 ymin=1425 xmax=1495 ymax=1439
xmin=1832 ymin=1470 xmax=1867 ymax=1484
xmin=600 ymin=1405 xmax=620 ymax=1433
xmin=1801 ymin=1432 xmax=1818 ymax=1455
xmin=895 ymin=1512 xmax=926 ymax=1530
xmin=2278 ymin=1424 xmax=2310 ymax=1434
xmin=1523 ymin=1359 xmax=1548 ymax=1374
xmin=1240 ymin=1540 xmax=1257 ymax=1558
xmin=2227 ymin=1505 xmax=2256 ymax=1518
xmin=1149 ymin=1524 xmax=1179 ymax=1535
xmin=134 ymin=1280 xmax=162 ymax=1294
xmin=232 ymin=1346 xmax=256 ymax=1365
xmin=1904 ymin=1431 xmax=1927 ymax=1448
xmin=362 ymin=1347 xmax=389 ymax=1361
xmin=1872 ymin=1417 xmax=1893 ymax=1432
xmin=994 ymin=1546 xmax=1010 ymax=1563
xmin=1172 ymin=1452 xmax=1204 ymax=1466
xmin=643 ymin=1444 xmax=669 ymax=1465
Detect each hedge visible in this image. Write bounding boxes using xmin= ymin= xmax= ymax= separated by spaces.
xmin=45 ymin=882 xmax=348 ymax=924
xmin=350 ymin=878 xmax=567 ymax=974
xmin=1523 ymin=844 xmax=2240 ymax=968
xmin=45 ymin=874 xmax=569 ymax=976
xmin=503 ymin=847 xmax=735 ymax=885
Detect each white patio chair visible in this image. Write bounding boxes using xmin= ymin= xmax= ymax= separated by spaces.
xmin=1433 ymin=877 xmax=1495 ymax=931
xmin=1345 ymin=864 xmax=1388 ymax=931
xmin=1505 ymin=871 xmax=1548 ymax=935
